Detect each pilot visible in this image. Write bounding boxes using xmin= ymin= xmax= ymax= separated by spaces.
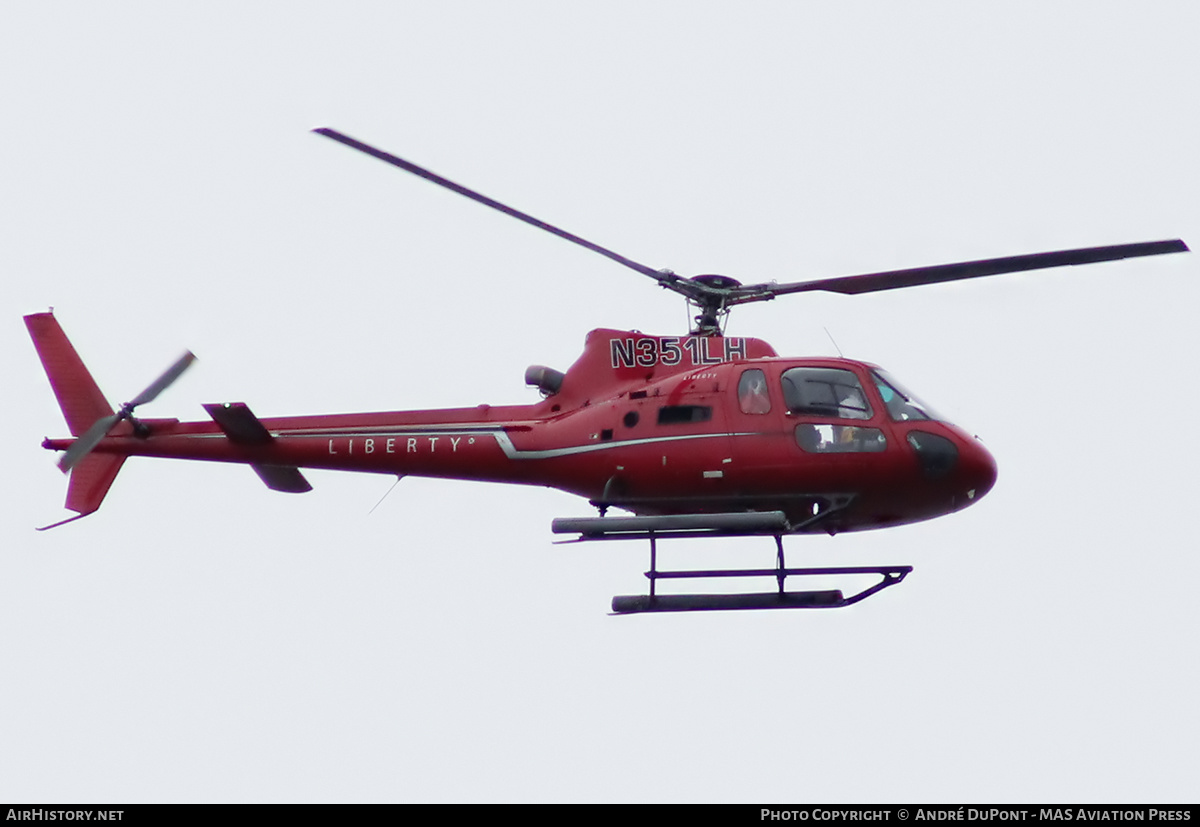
xmin=836 ymin=388 xmax=867 ymax=419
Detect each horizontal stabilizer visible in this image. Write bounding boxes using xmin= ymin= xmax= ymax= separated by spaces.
xmin=203 ymin=402 xmax=273 ymax=444
xmin=251 ymin=464 xmax=313 ymax=493
xmin=204 ymin=403 xmax=312 ymax=493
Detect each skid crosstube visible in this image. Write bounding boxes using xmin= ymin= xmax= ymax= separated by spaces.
xmin=552 ymin=511 xmax=911 ymax=613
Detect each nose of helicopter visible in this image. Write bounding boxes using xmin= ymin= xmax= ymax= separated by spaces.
xmin=956 ymin=435 xmax=998 ymax=508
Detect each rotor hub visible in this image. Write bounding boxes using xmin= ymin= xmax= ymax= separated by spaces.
xmin=689 ymin=274 xmax=742 ymax=290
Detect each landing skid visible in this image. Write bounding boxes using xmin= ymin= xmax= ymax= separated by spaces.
xmin=612 ymin=558 xmax=912 ymax=613
xmin=552 ymin=512 xmax=912 ymax=613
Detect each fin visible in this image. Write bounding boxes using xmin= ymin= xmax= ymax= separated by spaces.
xmin=24 ymin=312 xmax=114 ymax=436
xmin=26 ymin=312 xmax=130 ymax=528
xmin=37 ymin=453 xmax=128 ymax=530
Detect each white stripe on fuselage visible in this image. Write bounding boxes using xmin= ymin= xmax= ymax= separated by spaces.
xmin=207 ymin=426 xmax=750 ymax=460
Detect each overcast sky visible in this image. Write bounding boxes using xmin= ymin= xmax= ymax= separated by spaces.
xmin=3 ymin=1 xmax=1198 ymax=803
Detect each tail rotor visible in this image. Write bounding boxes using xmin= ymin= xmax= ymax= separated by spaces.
xmin=56 ymin=351 xmax=196 ymax=472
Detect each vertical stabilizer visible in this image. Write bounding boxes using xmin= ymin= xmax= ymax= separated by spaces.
xmin=56 ymin=453 xmax=128 ymax=525
xmin=26 ymin=312 xmax=128 ymax=529
xmin=25 ymin=312 xmax=114 ymax=436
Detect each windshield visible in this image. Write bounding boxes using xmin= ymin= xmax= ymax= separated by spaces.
xmin=872 ymin=369 xmax=943 ymax=422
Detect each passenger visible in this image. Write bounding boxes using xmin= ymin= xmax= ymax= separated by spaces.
xmin=738 ymin=370 xmax=772 ymax=414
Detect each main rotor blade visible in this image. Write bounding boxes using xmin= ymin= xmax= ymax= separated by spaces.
xmin=312 ymin=127 xmax=675 ymax=286
xmin=128 ymin=351 xmax=196 ymax=407
xmin=742 ymin=239 xmax=1189 ymax=300
xmin=57 ymin=413 xmax=121 ymax=473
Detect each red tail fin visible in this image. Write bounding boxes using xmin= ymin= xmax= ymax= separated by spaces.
xmin=25 ymin=312 xmax=114 ymax=436
xmin=26 ymin=312 xmax=126 ymax=528
xmin=34 ymin=453 xmax=129 ymax=529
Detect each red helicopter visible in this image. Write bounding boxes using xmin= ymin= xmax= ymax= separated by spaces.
xmin=26 ymin=128 xmax=1189 ymax=613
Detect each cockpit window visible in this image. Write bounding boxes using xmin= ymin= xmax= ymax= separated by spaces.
xmin=872 ymin=369 xmax=943 ymax=422
xmin=781 ymin=368 xmax=872 ymax=421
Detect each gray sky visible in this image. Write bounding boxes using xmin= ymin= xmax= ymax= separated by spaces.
xmin=3 ymin=1 xmax=1198 ymax=803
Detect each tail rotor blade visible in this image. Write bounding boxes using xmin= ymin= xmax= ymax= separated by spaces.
xmin=128 ymin=351 xmax=196 ymax=407
xmin=56 ymin=351 xmax=195 ymax=473
xmin=58 ymin=413 xmax=122 ymax=473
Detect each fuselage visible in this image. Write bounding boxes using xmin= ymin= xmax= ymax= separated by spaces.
xmin=46 ymin=328 xmax=997 ymax=533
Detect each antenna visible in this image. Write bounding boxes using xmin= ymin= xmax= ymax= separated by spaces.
xmin=823 ymin=326 xmax=844 ymax=358
xmin=368 ymin=475 xmax=405 ymax=515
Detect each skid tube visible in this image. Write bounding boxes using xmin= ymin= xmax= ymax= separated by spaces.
xmin=612 ymin=534 xmax=911 ymax=613
xmin=551 ymin=512 xmax=911 ymax=613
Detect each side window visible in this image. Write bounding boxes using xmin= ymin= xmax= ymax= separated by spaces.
xmin=780 ymin=368 xmax=872 ymax=420
xmin=657 ymin=405 xmax=712 ymax=425
xmin=795 ymin=424 xmax=887 ymax=453
xmin=737 ymin=368 xmax=771 ymax=414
